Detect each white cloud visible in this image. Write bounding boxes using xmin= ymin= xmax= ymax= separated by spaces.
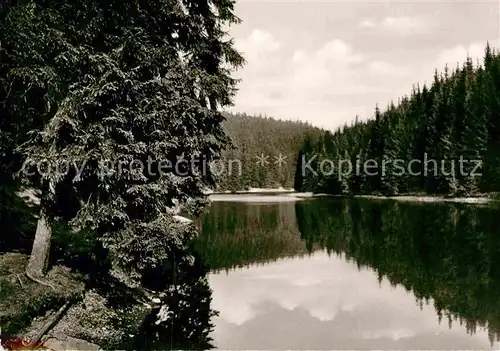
xmin=235 ymin=29 xmax=281 ymax=62
xmin=291 ymin=39 xmax=364 ymax=89
xmin=358 ymin=16 xmax=432 ymax=35
xmin=292 ymin=50 xmax=307 ymax=63
xmin=230 ymin=36 xmax=400 ymax=130
xmin=226 ymin=0 xmax=500 ymax=131
xmin=382 ymin=16 xmax=414 ymax=29
xmin=250 ymin=29 xmax=281 ymax=50
xmin=368 ymin=60 xmax=411 ymax=77
xmin=359 ymin=20 xmax=375 ymax=28
xmin=309 ymin=307 xmax=337 ymax=322
xmin=409 ymin=41 xmax=500 ymax=90
xmin=316 ymin=39 xmax=364 ymax=63
xmin=362 ymin=329 xmax=417 ymax=341
xmin=436 ymin=42 xmax=487 ymax=69
xmin=230 ymin=34 xmax=495 ymax=132
xmin=381 ymin=16 xmax=431 ymax=33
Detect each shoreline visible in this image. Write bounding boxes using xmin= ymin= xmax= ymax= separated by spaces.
xmin=353 ymin=194 xmax=493 ymax=204
xmin=204 ymin=187 xmax=295 ymax=195
xmin=207 ymin=190 xmax=496 ymax=205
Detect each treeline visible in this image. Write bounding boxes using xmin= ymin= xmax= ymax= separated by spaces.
xmin=0 ymin=0 xmax=242 ymax=348
xmin=296 ymin=43 xmax=500 ymax=196
xmin=216 ymin=113 xmax=323 ymax=191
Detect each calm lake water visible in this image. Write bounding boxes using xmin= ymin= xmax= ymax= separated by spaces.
xmin=193 ymin=195 xmax=500 ymax=350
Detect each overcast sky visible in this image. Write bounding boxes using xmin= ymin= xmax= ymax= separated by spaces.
xmin=225 ymin=0 xmax=500 ymax=130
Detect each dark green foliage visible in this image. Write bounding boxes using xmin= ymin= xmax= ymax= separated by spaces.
xmin=0 ymin=1 xmax=55 ymax=250
xmin=217 ymin=113 xmax=323 ymax=191
xmin=1 ymin=0 xmax=244 ymax=347
xmin=135 ymin=254 xmax=218 ymax=350
xmin=296 ymin=43 xmax=499 ymax=197
xmin=0 ymin=189 xmax=37 ymax=253
xmin=11 ymin=0 xmax=241 ymax=265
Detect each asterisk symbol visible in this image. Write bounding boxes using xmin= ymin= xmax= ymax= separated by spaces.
xmin=256 ymin=153 xmax=269 ymax=167
xmin=274 ymin=153 xmax=287 ymax=167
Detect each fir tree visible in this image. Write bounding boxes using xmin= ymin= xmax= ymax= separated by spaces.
xmin=16 ymin=0 xmax=244 ymax=300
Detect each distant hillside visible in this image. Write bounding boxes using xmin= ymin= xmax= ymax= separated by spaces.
xmin=215 ymin=113 xmax=323 ymax=191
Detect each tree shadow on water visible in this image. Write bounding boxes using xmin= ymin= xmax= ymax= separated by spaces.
xmin=129 ymin=248 xmax=218 ymax=351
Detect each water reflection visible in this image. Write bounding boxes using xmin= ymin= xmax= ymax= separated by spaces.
xmin=195 ymin=201 xmax=311 ymax=272
xmin=196 ymin=197 xmax=500 ymax=349
xmin=209 ymin=251 xmax=495 ymax=350
xmin=132 ymin=246 xmax=217 ymax=350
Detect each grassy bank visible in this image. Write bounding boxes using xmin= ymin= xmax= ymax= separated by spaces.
xmin=0 ymin=253 xmax=84 ymax=338
xmin=0 ymin=251 xmax=152 ymax=350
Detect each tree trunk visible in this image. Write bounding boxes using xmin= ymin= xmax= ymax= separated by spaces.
xmin=26 ymin=197 xmax=52 ymax=277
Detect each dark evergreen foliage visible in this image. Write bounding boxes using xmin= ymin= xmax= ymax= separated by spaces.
xmin=217 ymin=112 xmax=323 ymax=191
xmin=295 ymin=43 xmax=500 ymax=197
xmin=1 ymin=0 xmax=243 ymax=346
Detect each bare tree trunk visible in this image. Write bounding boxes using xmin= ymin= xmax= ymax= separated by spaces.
xmin=26 ymin=183 xmax=56 ymax=289
xmin=26 ymin=206 xmax=52 ymax=277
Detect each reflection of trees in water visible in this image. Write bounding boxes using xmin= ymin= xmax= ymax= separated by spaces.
xmin=132 ymin=201 xmax=312 ymax=350
xmin=132 ymin=247 xmax=217 ymax=350
xmin=194 ymin=198 xmax=500 ymax=346
xmin=131 ymin=200 xmax=316 ymax=350
xmin=295 ymin=198 xmax=500 ymax=345
xmin=194 ymin=202 xmax=311 ymax=272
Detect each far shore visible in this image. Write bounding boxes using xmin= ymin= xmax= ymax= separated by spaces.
xmin=353 ymin=194 xmax=493 ymax=204
xmin=204 ymin=187 xmax=296 ymax=195
xmin=207 ymin=189 xmax=497 ymax=205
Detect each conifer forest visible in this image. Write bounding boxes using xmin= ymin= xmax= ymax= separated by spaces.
xmin=1 ymin=0 xmax=500 ymax=350
xmin=295 ymin=45 xmax=500 ymax=197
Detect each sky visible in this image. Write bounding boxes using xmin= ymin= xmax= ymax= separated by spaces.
xmin=225 ymin=0 xmax=500 ymax=131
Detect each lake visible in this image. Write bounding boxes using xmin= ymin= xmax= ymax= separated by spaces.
xmin=192 ymin=195 xmax=500 ymax=350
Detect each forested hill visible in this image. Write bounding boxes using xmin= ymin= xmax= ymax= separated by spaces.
xmin=295 ymin=42 xmax=500 ymax=197
xmin=215 ymin=113 xmax=323 ymax=191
